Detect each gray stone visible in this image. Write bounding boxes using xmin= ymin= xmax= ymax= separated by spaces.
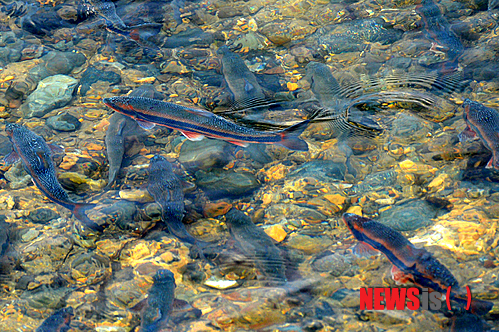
xmin=195 ymin=169 xmax=260 ymax=199
xmin=21 ymin=74 xmax=78 ymax=118
xmin=46 ymin=113 xmax=81 ymax=132
xmin=378 ymin=199 xmax=440 ymax=231
xmin=5 ymin=161 xmax=31 ymax=189
xmin=311 ymin=252 xmax=349 ymax=277
xmin=28 ymin=208 xmax=59 ymax=224
xmin=179 ymin=139 xmax=234 ymax=171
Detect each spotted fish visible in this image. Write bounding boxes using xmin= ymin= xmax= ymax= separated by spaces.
xmin=304 ymin=61 xmax=383 ymax=139
xmin=458 ymin=99 xmax=499 ymax=170
xmin=36 ymin=306 xmax=74 ymax=332
xmin=415 ymin=0 xmax=464 ymax=75
xmin=105 ymin=85 xmax=159 ymax=189
xmin=147 ymin=155 xmax=199 ymax=245
xmin=342 ymin=213 xmax=493 ymax=315
xmin=217 ymin=46 xmax=266 ymax=103
xmin=225 ymin=208 xmax=287 ymax=285
xmin=5 ymin=123 xmax=103 ymax=232
xmin=88 ymin=0 xmax=162 ymax=49
xmin=130 ymin=269 xmax=175 ymax=332
xmin=103 ymin=96 xmax=310 ymax=151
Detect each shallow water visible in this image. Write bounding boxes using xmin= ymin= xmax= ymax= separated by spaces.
xmin=0 ymin=0 xmax=499 ymax=331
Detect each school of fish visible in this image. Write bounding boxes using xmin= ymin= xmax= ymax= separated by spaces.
xmin=2 ymin=0 xmax=499 ymax=330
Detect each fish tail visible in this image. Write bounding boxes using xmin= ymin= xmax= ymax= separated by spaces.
xmin=72 ymin=203 xmax=104 ymax=232
xmin=105 ymin=166 xmax=120 ymax=190
xmin=469 ymin=298 xmax=494 ymax=315
xmin=452 ymin=294 xmax=494 ymax=315
xmin=277 ymin=120 xmax=310 ymax=151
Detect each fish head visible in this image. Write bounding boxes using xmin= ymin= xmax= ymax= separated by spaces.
xmin=342 ymin=213 xmax=368 ymax=240
xmin=148 ymin=155 xmax=173 ymax=173
xmin=224 ymin=208 xmax=250 ymax=230
xmin=462 ymin=99 xmax=488 ymax=124
xmin=4 ymin=123 xmax=22 ymax=138
xmin=216 ymin=45 xmax=230 ymax=56
xmin=61 ymin=306 xmax=74 ymax=322
xmin=153 ymin=269 xmax=176 ymax=285
xmin=103 ymin=96 xmax=140 ymax=119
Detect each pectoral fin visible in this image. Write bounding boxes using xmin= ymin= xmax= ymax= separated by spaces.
xmin=136 ymin=119 xmax=156 ymax=130
xmin=181 ymin=131 xmax=205 ymax=141
xmin=4 ymin=151 xmax=19 ymax=165
xmin=48 ymin=144 xmax=64 ymax=154
xmin=352 ymin=242 xmax=379 ymax=258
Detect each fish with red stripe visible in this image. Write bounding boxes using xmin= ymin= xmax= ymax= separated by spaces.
xmin=102 ymin=96 xmax=310 ymax=151
xmin=342 ymin=213 xmax=493 ymax=315
xmin=459 ymin=99 xmax=499 ymax=170
xmin=4 ymin=123 xmax=103 ymax=232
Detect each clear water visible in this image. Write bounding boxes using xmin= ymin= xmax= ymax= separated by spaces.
xmin=0 ymin=0 xmax=498 ymax=331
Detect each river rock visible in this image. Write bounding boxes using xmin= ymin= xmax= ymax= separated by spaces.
xmin=0 ymin=31 xmax=22 ymax=65
xmin=311 ymin=251 xmax=350 ymax=277
xmin=78 ymin=65 xmax=121 ymax=96
xmin=195 ymin=169 xmax=260 ymax=199
xmin=378 ymin=199 xmax=441 ymax=231
xmin=289 ymin=160 xmax=346 ymax=182
xmin=179 ymin=139 xmax=234 ymax=171
xmin=5 ymin=161 xmax=31 ymax=189
xmin=46 ymin=112 xmax=81 ymax=132
xmin=21 ymin=74 xmax=78 ymax=118
xmin=28 ymin=208 xmax=59 ymax=224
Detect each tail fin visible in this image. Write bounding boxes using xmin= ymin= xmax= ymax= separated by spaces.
xmin=469 ymin=298 xmax=494 ymax=315
xmin=452 ymin=294 xmax=494 ymax=315
xmin=72 ymin=203 xmax=104 ymax=232
xmin=278 ymin=120 xmax=310 ymax=151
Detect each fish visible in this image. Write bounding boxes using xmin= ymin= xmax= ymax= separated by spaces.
xmin=147 ymin=155 xmax=199 ymax=245
xmin=102 ymin=96 xmax=310 ymax=151
xmin=415 ymin=0 xmax=464 ymax=75
xmin=450 ymin=313 xmax=486 ymax=332
xmin=130 ymin=269 xmax=175 ymax=332
xmin=225 ymin=208 xmax=287 ymax=285
xmin=303 ymin=61 xmax=383 ymax=139
xmin=304 ymin=61 xmax=343 ymax=108
xmin=105 ymin=85 xmax=159 ymax=189
xmin=35 ymin=306 xmax=74 ymax=332
xmin=88 ymin=0 xmax=162 ymax=49
xmin=217 ymin=46 xmax=266 ymax=103
xmin=4 ymin=123 xmax=103 ymax=232
xmin=105 ymin=115 xmax=127 ymax=189
xmin=342 ymin=213 xmax=493 ymax=315
xmin=458 ymin=99 xmax=499 ymax=170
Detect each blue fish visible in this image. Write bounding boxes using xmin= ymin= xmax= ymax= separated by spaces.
xmin=36 ymin=307 xmax=74 ymax=332
xmin=131 ymin=269 xmax=176 ymax=332
xmin=343 ymin=213 xmax=493 ymax=315
xmin=459 ymin=99 xmax=499 ymax=170
xmin=225 ymin=208 xmax=287 ymax=285
xmin=5 ymin=123 xmax=102 ymax=232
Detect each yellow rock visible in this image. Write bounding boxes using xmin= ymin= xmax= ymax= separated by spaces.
xmin=324 ymin=193 xmax=346 ymax=206
xmin=261 ymin=164 xmax=288 ymax=182
xmin=0 ymin=191 xmax=15 ymax=210
xmin=287 ymin=82 xmax=299 ymax=91
xmin=346 ymin=206 xmax=362 ymax=216
xmin=399 ymin=159 xmax=416 ymax=170
xmin=262 ymin=193 xmax=273 ymax=205
xmin=264 ymin=224 xmax=287 ymax=242
xmin=135 ymin=77 xmax=156 ymax=84
xmin=59 ymin=153 xmax=78 ymax=171
xmin=428 ymin=173 xmax=449 ymax=191
xmin=119 ymin=189 xmax=154 ymax=203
